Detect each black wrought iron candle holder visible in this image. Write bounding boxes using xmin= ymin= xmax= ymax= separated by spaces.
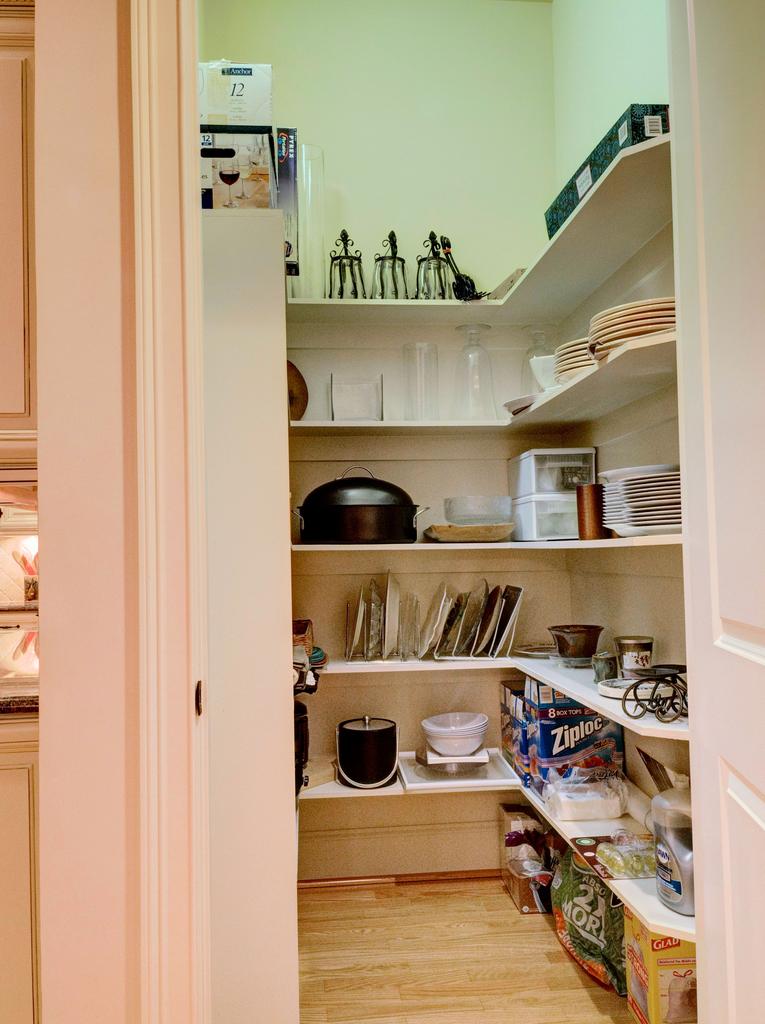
xmin=371 ymin=230 xmax=409 ymax=299
xmin=329 ymin=229 xmax=367 ymax=299
xmin=415 ymin=230 xmax=453 ymax=300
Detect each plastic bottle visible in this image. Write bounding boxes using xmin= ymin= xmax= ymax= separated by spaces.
xmin=651 ymin=777 xmax=695 ymax=915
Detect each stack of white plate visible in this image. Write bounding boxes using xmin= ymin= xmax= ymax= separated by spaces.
xmin=589 ymin=297 xmax=676 ymax=360
xmin=600 ymin=465 xmax=682 ymax=537
xmin=554 ymin=337 xmax=595 ymax=383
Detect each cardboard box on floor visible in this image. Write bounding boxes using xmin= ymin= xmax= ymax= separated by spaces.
xmin=498 ymin=804 xmax=562 ymax=915
xmin=625 ymin=907 xmax=697 ymax=1024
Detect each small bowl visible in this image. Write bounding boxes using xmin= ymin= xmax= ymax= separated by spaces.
xmin=444 ymin=496 xmax=513 ymax=526
xmin=421 ymin=712 xmax=489 ymax=757
xmin=548 ymin=624 xmax=604 ymax=659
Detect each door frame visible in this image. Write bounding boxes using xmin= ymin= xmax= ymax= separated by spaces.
xmin=36 ymin=0 xmax=210 ymax=1019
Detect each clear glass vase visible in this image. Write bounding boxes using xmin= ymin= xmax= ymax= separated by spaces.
xmin=403 ymin=342 xmax=439 ymax=420
xmin=452 ymin=324 xmax=496 ymax=420
xmin=291 ymin=144 xmax=326 ymax=298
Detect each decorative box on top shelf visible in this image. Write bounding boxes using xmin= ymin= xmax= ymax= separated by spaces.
xmin=545 ymin=104 xmax=670 ymax=239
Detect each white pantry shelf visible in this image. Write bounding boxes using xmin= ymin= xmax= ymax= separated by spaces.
xmin=287 ymin=297 xmax=505 ymax=326
xmin=290 ymin=334 xmax=676 ymax=438
xmin=292 ymin=535 xmax=682 ymax=553
xmin=507 ymin=332 xmax=677 ymax=430
xmin=321 ymin=658 xmax=519 ymax=676
xmin=522 ymin=786 xmax=696 ymax=942
xmin=512 ymin=657 xmax=689 ymax=741
xmin=290 ymin=419 xmax=510 ymax=437
xmin=300 ymin=750 xmax=523 ymax=800
xmin=287 ymin=135 xmax=671 ymax=329
xmin=499 ymin=134 xmax=672 ymax=323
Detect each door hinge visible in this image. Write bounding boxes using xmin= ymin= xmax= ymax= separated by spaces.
xmin=195 ymin=680 xmax=203 ymax=717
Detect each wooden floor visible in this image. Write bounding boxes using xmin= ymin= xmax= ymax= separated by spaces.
xmin=299 ymin=877 xmax=632 ymax=1024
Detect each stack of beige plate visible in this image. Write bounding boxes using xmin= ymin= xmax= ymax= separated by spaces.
xmin=589 ymin=297 xmax=676 ymax=360
xmin=554 ymin=337 xmax=595 ymax=384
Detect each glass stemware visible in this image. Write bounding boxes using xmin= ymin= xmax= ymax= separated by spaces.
xmin=452 ymin=323 xmax=496 ymax=420
xmin=218 ymin=159 xmax=240 ymax=208
xmin=234 ymin=145 xmax=252 ymax=200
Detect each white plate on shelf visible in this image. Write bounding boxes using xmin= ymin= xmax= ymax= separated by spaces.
xmin=593 ymin=333 xmax=675 ymax=358
xmin=590 ymin=296 xmax=675 ymax=320
xmin=608 ymin=523 xmax=683 ymax=537
xmin=383 ymin=573 xmax=400 ymax=660
xmin=599 ymin=465 xmax=679 ymax=483
xmin=555 ymin=352 xmax=595 ymax=369
xmin=417 ymin=582 xmax=450 ymax=659
xmin=605 ymin=483 xmax=681 ymax=493
xmin=591 ymin=306 xmax=676 ymax=330
xmin=590 ymin=319 xmax=676 ymax=342
xmin=554 ymin=337 xmax=589 ymax=355
xmin=556 ymin=366 xmax=596 ymax=383
xmin=610 ymin=496 xmax=682 ymax=509
xmin=503 ymin=393 xmax=544 ymax=416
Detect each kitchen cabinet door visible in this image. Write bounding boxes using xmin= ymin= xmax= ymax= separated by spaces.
xmin=0 ymin=55 xmax=33 ymax=426
xmin=0 ymin=721 xmax=39 ymax=1023
xmin=669 ymin=0 xmax=765 ymax=1021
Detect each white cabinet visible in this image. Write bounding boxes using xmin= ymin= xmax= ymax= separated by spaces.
xmin=0 ymin=715 xmax=39 ymax=1024
xmin=0 ymin=25 xmax=35 ymax=431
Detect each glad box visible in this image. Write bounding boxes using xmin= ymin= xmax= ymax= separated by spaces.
xmin=624 ymin=908 xmax=697 ymax=1024
xmin=524 ymin=677 xmax=624 ymax=793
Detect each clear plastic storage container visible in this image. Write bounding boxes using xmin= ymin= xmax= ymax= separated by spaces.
xmin=512 ymin=493 xmax=578 ymax=540
xmin=508 ymin=448 xmax=596 ymax=499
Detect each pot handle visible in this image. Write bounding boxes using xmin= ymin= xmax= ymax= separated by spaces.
xmin=413 ymin=506 xmax=430 ymax=524
xmin=291 ymin=509 xmax=304 ymax=528
xmin=338 ymin=466 xmax=375 ymax=479
xmin=335 ymin=724 xmax=399 ymax=790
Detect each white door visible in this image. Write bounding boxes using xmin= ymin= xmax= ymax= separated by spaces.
xmin=669 ymin=1 xmax=765 ymax=1020
xmin=202 ymin=210 xmax=300 ymax=1024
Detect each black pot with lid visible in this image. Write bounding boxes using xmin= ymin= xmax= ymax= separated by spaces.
xmin=296 ymin=467 xmax=427 ymax=544
xmin=336 ymin=715 xmax=399 ymax=789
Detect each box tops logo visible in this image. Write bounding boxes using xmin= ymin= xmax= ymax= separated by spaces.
xmin=222 ymin=67 xmax=253 ymax=76
xmin=652 ymin=936 xmax=681 ymax=952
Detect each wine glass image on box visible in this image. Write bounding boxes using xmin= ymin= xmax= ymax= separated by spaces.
xmin=218 ymin=159 xmax=241 ymax=208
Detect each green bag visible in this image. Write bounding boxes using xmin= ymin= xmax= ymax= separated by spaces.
xmin=551 ymin=849 xmax=627 ymax=995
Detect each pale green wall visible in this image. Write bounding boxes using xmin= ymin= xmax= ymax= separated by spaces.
xmin=201 ymin=0 xmax=556 ymax=291
xmin=551 ymin=0 xmax=669 ymax=189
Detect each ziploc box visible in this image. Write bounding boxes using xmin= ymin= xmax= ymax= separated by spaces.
xmin=524 ymin=677 xmax=624 ymax=794
xmin=624 ymin=907 xmax=697 ymax=1024
xmin=199 ymin=61 xmax=272 ymax=127
xmin=500 ymin=683 xmax=530 ymax=786
xmin=544 ymin=103 xmax=670 ymax=239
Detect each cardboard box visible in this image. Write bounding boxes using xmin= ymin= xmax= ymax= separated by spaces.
xmin=199 ymin=61 xmax=272 ymax=127
xmin=624 ymin=908 xmax=697 ymax=1024
xmin=276 ymin=127 xmax=299 ymax=276
xmin=545 ymin=103 xmax=670 ymax=239
xmin=524 ymin=676 xmax=624 ymax=793
xmin=500 ymin=682 xmax=530 ymax=785
xmin=498 ymin=805 xmax=550 ymax=914
xmin=200 ymin=127 xmax=276 ymax=211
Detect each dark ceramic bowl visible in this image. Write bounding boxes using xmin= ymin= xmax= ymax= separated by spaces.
xmin=548 ymin=624 xmax=604 ymax=659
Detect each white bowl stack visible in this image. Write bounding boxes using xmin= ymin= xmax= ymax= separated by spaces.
xmin=600 ymin=465 xmax=682 ymax=537
xmin=421 ymin=712 xmax=489 ymax=757
xmin=554 ymin=337 xmax=596 ymax=384
xmin=588 ymin=297 xmax=676 ymax=360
